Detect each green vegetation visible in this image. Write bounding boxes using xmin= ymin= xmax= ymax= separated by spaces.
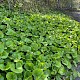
xmin=0 ymin=6 xmax=80 ymax=80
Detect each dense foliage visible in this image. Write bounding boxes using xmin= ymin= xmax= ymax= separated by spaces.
xmin=0 ymin=7 xmax=80 ymax=80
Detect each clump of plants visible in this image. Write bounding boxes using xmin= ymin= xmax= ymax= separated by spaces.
xmin=0 ymin=7 xmax=80 ymax=80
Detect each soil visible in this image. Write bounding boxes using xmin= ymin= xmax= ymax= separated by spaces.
xmin=75 ymin=63 xmax=80 ymax=80
xmin=63 ymin=10 xmax=80 ymax=22
xmin=70 ymin=12 xmax=80 ymax=22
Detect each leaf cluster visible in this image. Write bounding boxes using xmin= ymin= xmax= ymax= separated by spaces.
xmin=0 ymin=8 xmax=80 ymax=80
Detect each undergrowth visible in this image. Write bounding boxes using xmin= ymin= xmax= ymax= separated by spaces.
xmin=0 ymin=6 xmax=80 ymax=80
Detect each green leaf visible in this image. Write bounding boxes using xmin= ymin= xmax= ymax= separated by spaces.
xmin=0 ymin=25 xmax=5 ymax=29
xmin=0 ymin=51 xmax=9 ymax=59
xmin=23 ymin=38 xmax=32 ymax=43
xmin=6 ymin=28 xmax=16 ymax=36
xmin=11 ymin=52 xmax=21 ymax=62
xmin=25 ymin=53 xmax=33 ymax=60
xmin=0 ymin=74 xmax=4 ymax=80
xmin=58 ymin=66 xmax=65 ymax=75
xmin=0 ymin=42 xmax=4 ymax=53
xmin=24 ymin=61 xmax=34 ymax=70
xmin=34 ymin=51 xmax=41 ymax=55
xmin=0 ymin=61 xmax=10 ymax=70
xmin=66 ymin=54 xmax=71 ymax=59
xmin=72 ymin=52 xmax=78 ymax=58
xmin=78 ymin=72 xmax=80 ymax=77
xmin=6 ymin=72 xmax=17 ymax=80
xmin=33 ymin=68 xmax=44 ymax=79
xmin=53 ymin=52 xmax=62 ymax=59
xmin=31 ymin=42 xmax=39 ymax=51
xmin=56 ymin=75 xmax=62 ymax=80
xmin=70 ymin=75 xmax=73 ymax=80
xmin=71 ymin=49 xmax=78 ymax=58
xmin=4 ymin=62 xmax=11 ymax=70
xmin=24 ymin=70 xmax=32 ymax=79
xmin=55 ymin=60 xmax=61 ymax=68
xmin=62 ymin=58 xmax=72 ymax=69
xmin=10 ymin=61 xmax=23 ymax=73
xmin=21 ymin=45 xmax=31 ymax=52
xmin=6 ymin=40 xmax=14 ymax=48
xmin=73 ymin=70 xmax=78 ymax=78
xmin=73 ymin=61 xmax=77 ymax=67
xmin=0 ymin=31 xmax=4 ymax=38
xmin=0 ymin=64 xmax=4 ymax=70
xmin=0 ymin=59 xmax=4 ymax=64
xmin=24 ymin=76 xmax=33 ymax=80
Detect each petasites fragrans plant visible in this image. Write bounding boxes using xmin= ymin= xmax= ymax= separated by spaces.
xmin=0 ymin=7 xmax=80 ymax=80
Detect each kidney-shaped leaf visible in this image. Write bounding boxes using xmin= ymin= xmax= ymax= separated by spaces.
xmin=6 ymin=72 xmax=17 ymax=80
xmin=10 ymin=61 xmax=23 ymax=73
xmin=11 ymin=52 xmax=21 ymax=62
xmin=21 ymin=45 xmax=31 ymax=52
xmin=0 ymin=51 xmax=9 ymax=59
xmin=24 ymin=61 xmax=34 ymax=70
xmin=33 ymin=68 xmax=44 ymax=79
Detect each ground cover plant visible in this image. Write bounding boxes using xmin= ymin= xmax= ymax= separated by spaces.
xmin=0 ymin=6 xmax=80 ymax=80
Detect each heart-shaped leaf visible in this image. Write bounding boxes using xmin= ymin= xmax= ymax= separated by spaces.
xmin=6 ymin=72 xmax=17 ymax=80
xmin=33 ymin=68 xmax=44 ymax=79
xmin=0 ymin=51 xmax=9 ymax=59
xmin=10 ymin=61 xmax=23 ymax=73
xmin=11 ymin=52 xmax=21 ymax=62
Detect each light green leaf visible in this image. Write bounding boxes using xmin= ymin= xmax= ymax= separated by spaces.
xmin=21 ymin=45 xmax=31 ymax=52
xmin=56 ymin=75 xmax=62 ymax=80
xmin=33 ymin=68 xmax=44 ymax=79
xmin=0 ymin=64 xmax=4 ymax=70
xmin=0 ymin=51 xmax=9 ymax=59
xmin=73 ymin=70 xmax=78 ymax=78
xmin=6 ymin=72 xmax=17 ymax=80
xmin=10 ymin=61 xmax=23 ymax=73
xmin=66 ymin=54 xmax=71 ymax=59
xmin=62 ymin=58 xmax=72 ymax=69
xmin=78 ymin=72 xmax=80 ymax=77
xmin=55 ymin=60 xmax=61 ymax=68
xmin=0 ymin=61 xmax=10 ymax=70
xmin=6 ymin=40 xmax=14 ymax=48
xmin=31 ymin=42 xmax=39 ymax=51
xmin=24 ymin=70 xmax=32 ymax=79
xmin=6 ymin=28 xmax=16 ymax=36
xmin=53 ymin=52 xmax=62 ymax=59
xmin=58 ymin=66 xmax=65 ymax=75
xmin=24 ymin=61 xmax=34 ymax=70
xmin=0 ymin=31 xmax=4 ymax=38
xmin=23 ymin=38 xmax=32 ymax=43
xmin=12 ymin=52 xmax=21 ymax=62
xmin=24 ymin=76 xmax=32 ymax=80
xmin=34 ymin=51 xmax=41 ymax=55
xmin=0 ymin=42 xmax=4 ymax=53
